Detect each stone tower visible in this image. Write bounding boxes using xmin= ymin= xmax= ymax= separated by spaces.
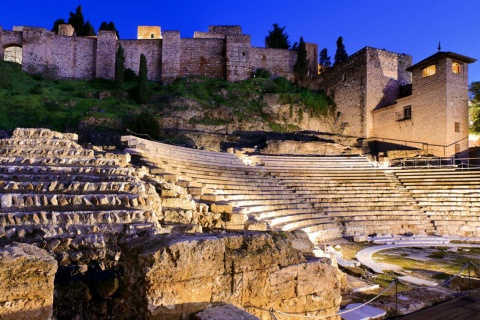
xmin=373 ymin=51 xmax=476 ymax=156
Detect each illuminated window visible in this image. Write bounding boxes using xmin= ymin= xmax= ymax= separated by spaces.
xmin=455 ymin=122 xmax=460 ymax=132
xmin=422 ymin=65 xmax=436 ymax=77
xmin=452 ymin=62 xmax=461 ymax=74
xmin=403 ymin=105 xmax=412 ymax=120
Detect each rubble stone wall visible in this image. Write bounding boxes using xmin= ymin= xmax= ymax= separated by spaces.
xmin=180 ymin=38 xmax=226 ymax=79
xmin=121 ymin=39 xmax=162 ymax=81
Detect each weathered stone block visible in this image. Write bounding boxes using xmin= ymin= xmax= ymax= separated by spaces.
xmin=121 ymin=232 xmax=341 ymax=320
xmin=0 ymin=243 xmax=57 ymax=320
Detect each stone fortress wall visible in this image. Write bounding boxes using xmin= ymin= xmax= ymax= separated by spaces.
xmin=314 ymin=47 xmax=412 ymax=138
xmin=313 ymin=47 xmax=474 ymax=156
xmin=0 ymin=25 xmax=318 ymax=84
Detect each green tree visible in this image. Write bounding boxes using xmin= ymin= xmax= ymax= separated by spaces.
xmin=137 ymin=54 xmax=149 ymax=103
xmin=469 ymin=81 xmax=480 ymax=133
xmin=125 ymin=112 xmax=161 ymax=140
xmin=319 ymin=48 xmax=331 ymax=69
xmin=83 ymin=20 xmax=96 ymax=36
xmin=265 ymin=23 xmax=290 ymax=49
xmin=99 ymin=21 xmax=120 ymax=39
xmin=334 ymin=36 xmax=348 ymax=65
xmin=294 ymin=37 xmax=309 ymax=84
xmin=68 ymin=5 xmax=85 ymax=36
xmin=51 ymin=18 xmax=66 ymax=34
xmin=99 ymin=22 xmax=109 ymax=31
xmin=115 ymin=44 xmax=125 ymax=90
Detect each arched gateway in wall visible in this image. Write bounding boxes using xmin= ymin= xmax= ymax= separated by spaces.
xmin=0 ymin=26 xmax=24 ymax=63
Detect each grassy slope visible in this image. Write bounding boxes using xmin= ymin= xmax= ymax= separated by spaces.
xmin=0 ymin=60 xmax=332 ymax=138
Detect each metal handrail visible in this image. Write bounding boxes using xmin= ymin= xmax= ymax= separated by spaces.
xmin=398 ymin=157 xmax=480 ymax=170
xmin=370 ymin=136 xmax=470 ymax=157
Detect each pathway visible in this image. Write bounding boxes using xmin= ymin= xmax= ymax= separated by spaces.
xmin=356 ymin=243 xmax=480 ymax=274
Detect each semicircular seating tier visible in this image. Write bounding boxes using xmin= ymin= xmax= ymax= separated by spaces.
xmin=393 ymin=168 xmax=480 ymax=238
xmin=0 ymin=129 xmax=163 ymax=255
xmin=121 ymin=136 xmax=480 ymax=243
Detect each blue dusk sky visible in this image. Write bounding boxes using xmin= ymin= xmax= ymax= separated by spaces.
xmin=1 ymin=0 xmax=480 ymax=83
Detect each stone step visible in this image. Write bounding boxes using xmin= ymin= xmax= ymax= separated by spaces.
xmin=281 ymin=181 xmax=395 ymax=187
xmin=343 ymin=214 xmax=430 ymax=222
xmin=0 ymin=173 xmax=137 ymax=183
xmin=420 ymin=205 xmax=480 ymax=211
xmin=272 ymin=173 xmax=390 ymax=179
xmin=322 ymin=206 xmax=425 ymax=217
xmin=0 ymin=193 xmax=152 ymax=212
xmin=0 ymin=209 xmax=156 ymax=227
xmin=226 ymin=197 xmax=305 ymax=207
xmin=201 ymin=192 xmax=297 ymax=202
xmin=344 ymin=219 xmax=431 ymax=226
xmin=0 ymin=181 xmax=145 ymax=194
xmin=274 ymin=216 xmax=336 ymax=231
xmin=233 ymin=202 xmax=314 ymax=214
xmin=0 ymin=147 xmax=94 ymax=158
xmin=256 ymin=207 xmax=321 ymax=220
xmin=306 ymin=227 xmax=343 ymax=242
xmin=433 ymin=220 xmax=480 ymax=226
xmin=201 ymin=182 xmax=291 ymax=191
xmin=312 ymin=199 xmax=419 ymax=206
xmin=265 ymin=212 xmax=333 ymax=226
xmin=428 ymin=213 xmax=480 ymax=219
xmin=0 ymin=165 xmax=135 ymax=176
xmin=0 ymin=138 xmax=82 ymax=149
xmin=165 ymin=161 xmax=262 ymax=174
xmin=0 ymin=156 xmax=125 ymax=167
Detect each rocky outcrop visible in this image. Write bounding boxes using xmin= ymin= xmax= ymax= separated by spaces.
xmin=0 ymin=243 xmax=57 ymax=320
xmin=121 ymin=232 xmax=342 ymax=320
xmin=193 ymin=304 xmax=260 ymax=320
xmin=260 ymin=140 xmax=362 ymax=155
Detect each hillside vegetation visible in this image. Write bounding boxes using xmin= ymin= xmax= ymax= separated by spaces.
xmin=0 ymin=61 xmax=334 ymax=143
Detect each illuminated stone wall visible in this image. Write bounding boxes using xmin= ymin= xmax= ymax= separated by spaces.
xmin=95 ymin=30 xmax=117 ymax=79
xmin=250 ymin=47 xmax=297 ymax=80
xmin=58 ymin=24 xmax=74 ymax=36
xmin=373 ymin=55 xmax=470 ymax=156
xmin=121 ymin=39 xmax=162 ymax=81
xmin=0 ymin=25 xmax=314 ymax=84
xmin=314 ymin=47 xmax=411 ymax=137
xmin=137 ymin=26 xmax=161 ymax=39
xmin=180 ymin=38 xmax=226 ymax=78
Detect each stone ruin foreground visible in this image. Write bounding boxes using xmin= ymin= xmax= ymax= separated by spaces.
xmin=1 ymin=128 xmax=480 ymax=319
xmin=0 ymin=128 xmax=343 ymax=320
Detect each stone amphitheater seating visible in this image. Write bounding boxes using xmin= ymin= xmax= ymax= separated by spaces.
xmin=124 ymin=136 xmax=469 ymax=242
xmin=0 ymin=129 xmax=162 ymax=254
xmin=254 ymin=155 xmax=435 ymax=238
xmin=393 ymin=168 xmax=480 ymax=237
